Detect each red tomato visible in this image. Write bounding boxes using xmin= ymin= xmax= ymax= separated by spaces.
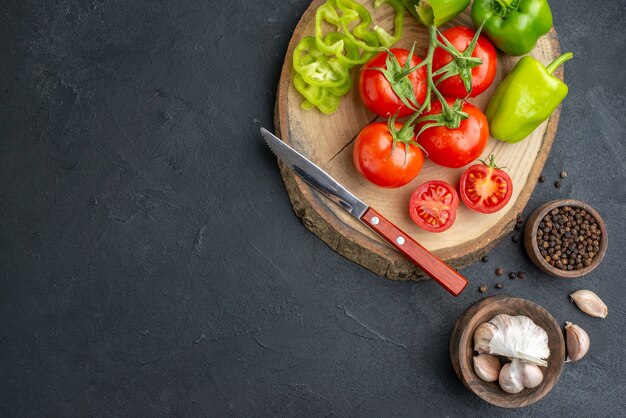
xmin=432 ymin=26 xmax=497 ymax=98
xmin=460 ymin=159 xmax=513 ymax=213
xmin=353 ymin=121 xmax=425 ymax=188
xmin=359 ymin=48 xmax=428 ymax=117
xmin=409 ymin=180 xmax=459 ymax=233
xmin=416 ymin=98 xmax=489 ymax=168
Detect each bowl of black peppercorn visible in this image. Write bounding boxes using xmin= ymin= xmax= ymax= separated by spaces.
xmin=524 ymin=199 xmax=607 ymax=277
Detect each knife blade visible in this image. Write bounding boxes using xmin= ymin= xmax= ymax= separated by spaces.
xmin=261 ymin=127 xmax=468 ymax=296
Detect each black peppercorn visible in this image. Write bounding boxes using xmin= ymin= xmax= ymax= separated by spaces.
xmin=535 ymin=205 xmax=601 ymax=271
xmin=512 ymin=235 xmax=519 ymax=243
xmin=495 ymin=282 xmax=503 ymax=289
xmin=495 ymin=267 xmax=504 ymax=276
xmin=509 ymin=272 xmax=516 ymax=280
xmin=538 ymin=175 xmax=545 ymax=183
xmin=554 ymin=180 xmax=561 ymax=188
xmin=482 ymin=255 xmax=489 ymax=263
xmin=517 ymin=271 xmax=525 ymax=279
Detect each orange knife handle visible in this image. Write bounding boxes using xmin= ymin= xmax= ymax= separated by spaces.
xmin=360 ymin=207 xmax=468 ymax=296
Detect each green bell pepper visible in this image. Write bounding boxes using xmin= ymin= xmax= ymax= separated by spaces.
xmin=486 ymin=52 xmax=573 ymax=143
xmin=471 ymin=0 xmax=552 ymax=56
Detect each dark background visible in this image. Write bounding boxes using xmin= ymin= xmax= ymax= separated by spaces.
xmin=1 ymin=0 xmax=625 ymax=416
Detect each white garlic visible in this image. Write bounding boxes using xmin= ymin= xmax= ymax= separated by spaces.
xmin=519 ymin=362 xmax=543 ymax=388
xmin=499 ymin=360 xmax=524 ymax=394
xmin=570 ymin=290 xmax=608 ymax=318
xmin=474 ymin=322 xmax=497 ymax=354
xmin=565 ymin=322 xmax=590 ymax=361
xmin=473 ymin=354 xmax=501 ymax=382
xmin=488 ymin=314 xmax=550 ymax=367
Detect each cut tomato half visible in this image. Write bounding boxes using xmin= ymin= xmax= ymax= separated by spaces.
xmin=409 ymin=180 xmax=459 ymax=233
xmin=459 ymin=158 xmax=513 ymax=214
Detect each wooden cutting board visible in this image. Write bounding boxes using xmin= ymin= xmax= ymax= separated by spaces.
xmin=274 ymin=0 xmax=563 ymax=280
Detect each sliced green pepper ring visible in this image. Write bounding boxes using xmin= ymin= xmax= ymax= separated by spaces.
xmin=336 ymin=0 xmax=381 ymax=53
xmin=293 ymin=73 xmax=349 ymax=114
xmin=372 ymin=0 xmax=405 ymax=47
xmin=293 ymin=36 xmax=350 ymax=88
xmin=316 ymin=32 xmax=370 ymax=66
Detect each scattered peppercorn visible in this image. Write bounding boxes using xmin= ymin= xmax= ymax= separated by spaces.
xmin=479 ymin=284 xmax=488 ymax=293
xmin=538 ymin=175 xmax=545 ymax=183
xmin=512 ymin=235 xmax=519 ymax=243
xmin=495 ymin=267 xmax=504 ymax=276
xmin=517 ymin=271 xmax=526 ymax=279
xmin=481 ymin=255 xmax=489 ymax=263
xmin=554 ymin=180 xmax=561 ymax=188
xmin=516 ymin=214 xmax=524 ymax=223
xmin=560 ymin=171 xmax=567 ymax=178
xmin=535 ymin=205 xmax=601 ymax=271
xmin=514 ymin=222 xmax=522 ymax=230
xmin=495 ymin=282 xmax=503 ymax=289
xmin=509 ymin=272 xmax=516 ymax=279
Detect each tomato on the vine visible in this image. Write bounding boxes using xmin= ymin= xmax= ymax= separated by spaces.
xmin=353 ymin=121 xmax=425 ymax=188
xmin=432 ymin=26 xmax=497 ymax=98
xmin=359 ymin=48 xmax=428 ymax=118
xmin=459 ymin=155 xmax=513 ymax=214
xmin=409 ymin=180 xmax=459 ymax=233
xmin=416 ymin=98 xmax=489 ymax=168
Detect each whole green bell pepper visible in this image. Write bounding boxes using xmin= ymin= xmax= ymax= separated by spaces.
xmin=486 ymin=52 xmax=573 ymax=143
xmin=472 ymin=0 xmax=552 ymax=56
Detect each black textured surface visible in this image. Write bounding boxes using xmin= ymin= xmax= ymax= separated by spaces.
xmin=1 ymin=0 xmax=625 ymax=416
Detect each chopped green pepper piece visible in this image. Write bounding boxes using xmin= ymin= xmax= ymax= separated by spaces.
xmin=293 ymin=36 xmax=350 ymax=88
xmin=294 ymin=0 xmax=404 ymax=114
xmin=403 ymin=0 xmax=470 ymax=27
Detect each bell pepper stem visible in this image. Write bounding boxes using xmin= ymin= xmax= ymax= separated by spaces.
xmin=546 ymin=52 xmax=574 ymax=75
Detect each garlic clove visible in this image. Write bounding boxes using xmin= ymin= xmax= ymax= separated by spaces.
xmin=565 ymin=321 xmax=590 ymax=362
xmin=474 ymin=322 xmax=497 ymax=354
xmin=570 ymin=290 xmax=608 ymax=318
xmin=498 ymin=360 xmax=524 ymax=394
xmin=473 ymin=354 xmax=501 ymax=382
xmin=519 ymin=362 xmax=543 ymax=388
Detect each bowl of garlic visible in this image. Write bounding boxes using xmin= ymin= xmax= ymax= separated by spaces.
xmin=450 ymin=296 xmax=566 ymax=408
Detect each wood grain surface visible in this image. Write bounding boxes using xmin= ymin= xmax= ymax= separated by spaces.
xmin=275 ymin=0 xmax=563 ymax=279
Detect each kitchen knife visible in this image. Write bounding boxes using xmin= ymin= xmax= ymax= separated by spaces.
xmin=261 ymin=127 xmax=468 ymax=296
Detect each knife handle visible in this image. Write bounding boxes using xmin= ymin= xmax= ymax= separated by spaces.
xmin=361 ymin=207 xmax=468 ymax=296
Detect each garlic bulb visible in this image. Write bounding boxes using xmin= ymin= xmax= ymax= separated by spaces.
xmin=498 ymin=360 xmax=524 ymax=394
xmin=488 ymin=314 xmax=550 ymax=367
xmin=474 ymin=322 xmax=497 ymax=354
xmin=519 ymin=362 xmax=543 ymax=388
xmin=565 ymin=322 xmax=590 ymax=361
xmin=473 ymin=354 xmax=500 ymax=382
xmin=570 ymin=290 xmax=608 ymax=318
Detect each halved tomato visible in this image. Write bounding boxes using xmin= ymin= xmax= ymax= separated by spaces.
xmin=409 ymin=180 xmax=459 ymax=233
xmin=459 ymin=156 xmax=513 ymax=214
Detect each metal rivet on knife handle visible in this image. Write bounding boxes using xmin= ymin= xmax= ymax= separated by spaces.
xmin=360 ymin=207 xmax=468 ymax=296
